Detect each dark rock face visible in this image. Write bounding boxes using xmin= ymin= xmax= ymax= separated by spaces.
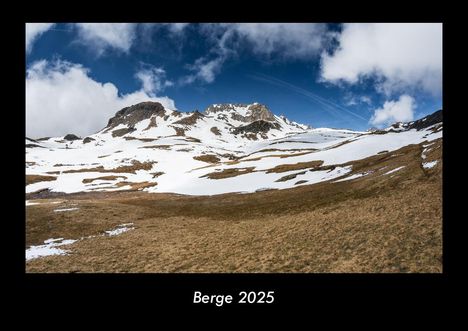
xmin=64 ymin=134 xmax=81 ymax=141
xmin=407 ymin=109 xmax=442 ymax=131
xmin=112 ymin=127 xmax=136 ymax=137
xmin=232 ymin=120 xmax=281 ymax=135
xmin=83 ymin=137 xmax=95 ymax=144
xmin=106 ymin=102 xmax=166 ymax=130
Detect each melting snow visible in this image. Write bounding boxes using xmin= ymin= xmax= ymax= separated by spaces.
xmin=26 ymin=238 xmax=77 ymax=261
xmin=54 ymin=207 xmax=79 ymax=212
xmin=105 ymin=223 xmax=135 ymax=236
xmin=334 ymin=171 xmax=373 ymax=182
xmin=423 ymin=161 xmax=438 ymax=169
xmin=382 ymin=166 xmax=406 ymax=176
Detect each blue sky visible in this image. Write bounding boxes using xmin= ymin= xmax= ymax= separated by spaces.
xmin=25 ymin=23 xmax=442 ymax=137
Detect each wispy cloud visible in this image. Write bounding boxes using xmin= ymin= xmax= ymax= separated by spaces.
xmin=74 ymin=23 xmax=138 ymax=55
xmin=26 ymin=23 xmax=55 ymax=53
xmin=135 ymin=63 xmax=173 ymax=95
xmin=248 ymin=73 xmax=368 ymax=124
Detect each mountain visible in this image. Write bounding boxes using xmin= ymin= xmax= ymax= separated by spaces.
xmin=26 ymin=102 xmax=443 ymax=197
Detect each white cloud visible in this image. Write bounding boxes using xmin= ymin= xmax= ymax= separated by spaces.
xmin=135 ymin=64 xmax=173 ymax=95
xmin=74 ymin=23 xmax=137 ymax=54
xmin=229 ymin=23 xmax=328 ymax=59
xmin=26 ymin=23 xmax=55 ymax=53
xmin=26 ymin=59 xmax=176 ymax=138
xmin=321 ymin=23 xmax=442 ymax=96
xmin=370 ymin=95 xmax=415 ymax=127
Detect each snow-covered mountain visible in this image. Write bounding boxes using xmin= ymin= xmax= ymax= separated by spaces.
xmin=26 ymin=102 xmax=443 ymax=196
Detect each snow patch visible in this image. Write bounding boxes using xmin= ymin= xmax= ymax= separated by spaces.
xmin=105 ymin=223 xmax=135 ymax=236
xmin=423 ymin=161 xmax=438 ymax=169
xmin=54 ymin=207 xmax=79 ymax=212
xmin=26 ymin=238 xmax=77 ymax=261
xmin=382 ymin=166 xmax=406 ymax=176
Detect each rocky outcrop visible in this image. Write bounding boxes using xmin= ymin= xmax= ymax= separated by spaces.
xmin=205 ymin=103 xmax=276 ymax=123
xmin=105 ymin=102 xmax=166 ymax=130
xmin=64 ymin=134 xmax=81 ymax=141
xmin=83 ymin=137 xmax=95 ymax=144
xmin=407 ymin=109 xmax=442 ymax=131
xmin=232 ymin=120 xmax=281 ymax=135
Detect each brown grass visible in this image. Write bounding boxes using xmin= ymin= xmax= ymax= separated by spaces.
xmin=201 ymin=167 xmax=255 ymax=179
xmin=139 ymin=145 xmax=171 ymax=150
xmin=115 ymin=181 xmax=158 ymax=190
xmin=26 ymin=175 xmax=56 ymax=186
xmin=82 ymin=176 xmax=127 ymax=184
xmin=265 ymin=160 xmax=324 ymax=173
xmin=25 ymin=138 xmax=442 ymax=273
xmin=193 ymin=154 xmax=220 ymax=163
xmin=62 ymin=161 xmax=155 ymax=174
xmin=275 ymin=171 xmax=307 ymax=182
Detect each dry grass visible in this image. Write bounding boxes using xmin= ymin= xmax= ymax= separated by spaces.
xmin=139 ymin=145 xmax=171 ymax=150
xmin=26 ymin=175 xmax=56 ymax=186
xmin=201 ymin=167 xmax=256 ymax=179
xmin=62 ymin=161 xmax=155 ymax=174
xmin=276 ymin=171 xmax=307 ymax=182
xmin=115 ymin=181 xmax=158 ymax=190
xmin=25 ymin=138 xmax=442 ymax=273
xmin=82 ymin=176 xmax=127 ymax=184
xmin=241 ymin=151 xmax=314 ymax=163
xmin=193 ymin=155 xmax=221 ymax=163
xmin=265 ymin=160 xmax=324 ymax=173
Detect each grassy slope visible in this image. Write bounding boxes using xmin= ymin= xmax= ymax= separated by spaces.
xmin=25 ymin=138 xmax=442 ymax=273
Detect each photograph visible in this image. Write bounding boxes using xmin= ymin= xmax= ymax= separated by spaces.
xmin=25 ymin=22 xmax=443 ymax=274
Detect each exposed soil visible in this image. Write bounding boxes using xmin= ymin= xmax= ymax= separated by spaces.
xmin=26 ymin=175 xmax=56 ymax=186
xmin=201 ymin=167 xmax=256 ymax=179
xmin=265 ymin=160 xmax=324 ymax=173
xmin=193 ymin=155 xmax=221 ymax=164
xmin=82 ymin=176 xmax=127 ymax=184
xmin=62 ymin=161 xmax=155 ymax=174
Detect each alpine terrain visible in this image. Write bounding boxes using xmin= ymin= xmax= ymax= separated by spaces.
xmin=26 ymin=102 xmax=443 ymax=273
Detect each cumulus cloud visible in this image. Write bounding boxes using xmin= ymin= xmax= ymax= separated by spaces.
xmin=26 ymin=23 xmax=55 ymax=53
xmin=26 ymin=59 xmax=176 ymax=138
xmin=135 ymin=63 xmax=173 ymax=95
xmin=369 ymin=94 xmax=415 ymax=127
xmin=74 ymin=23 xmax=137 ymax=55
xmin=321 ymin=23 xmax=442 ymax=96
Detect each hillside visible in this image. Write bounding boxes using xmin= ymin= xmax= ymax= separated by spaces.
xmin=25 ymin=102 xmax=443 ymax=272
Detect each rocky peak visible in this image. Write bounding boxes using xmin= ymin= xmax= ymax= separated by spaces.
xmin=246 ymin=103 xmax=276 ymax=122
xmin=205 ymin=102 xmax=276 ymax=123
xmin=106 ymin=102 xmax=166 ymax=130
